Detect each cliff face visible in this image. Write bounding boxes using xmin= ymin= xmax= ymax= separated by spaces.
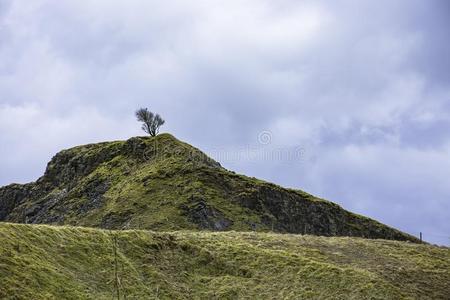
xmin=0 ymin=134 xmax=418 ymax=242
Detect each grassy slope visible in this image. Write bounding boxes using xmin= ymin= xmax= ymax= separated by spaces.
xmin=0 ymin=223 xmax=448 ymax=299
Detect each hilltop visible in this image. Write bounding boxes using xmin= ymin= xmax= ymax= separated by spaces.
xmin=0 ymin=134 xmax=417 ymax=241
xmin=0 ymin=223 xmax=448 ymax=299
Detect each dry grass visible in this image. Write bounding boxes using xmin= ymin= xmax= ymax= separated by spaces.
xmin=0 ymin=223 xmax=448 ymax=299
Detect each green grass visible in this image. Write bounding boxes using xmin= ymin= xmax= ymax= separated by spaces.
xmin=0 ymin=222 xmax=448 ymax=299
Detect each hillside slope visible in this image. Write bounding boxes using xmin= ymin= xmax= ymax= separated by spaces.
xmin=0 ymin=223 xmax=448 ymax=299
xmin=0 ymin=134 xmax=418 ymax=241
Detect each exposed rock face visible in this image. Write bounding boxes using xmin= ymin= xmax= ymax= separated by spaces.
xmin=181 ymin=196 xmax=233 ymax=231
xmin=0 ymin=183 xmax=31 ymax=220
xmin=234 ymin=186 xmax=408 ymax=240
xmin=0 ymin=134 xmax=419 ymax=242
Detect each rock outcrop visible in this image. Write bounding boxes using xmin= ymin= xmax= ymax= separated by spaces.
xmin=0 ymin=133 xmax=419 ymax=242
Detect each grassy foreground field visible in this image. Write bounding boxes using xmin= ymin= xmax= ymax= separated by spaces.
xmin=0 ymin=223 xmax=448 ymax=299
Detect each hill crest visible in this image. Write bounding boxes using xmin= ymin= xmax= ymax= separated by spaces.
xmin=0 ymin=133 xmax=419 ymax=242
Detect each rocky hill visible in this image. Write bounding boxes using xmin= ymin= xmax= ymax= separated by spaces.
xmin=0 ymin=133 xmax=418 ymax=241
xmin=0 ymin=223 xmax=448 ymax=299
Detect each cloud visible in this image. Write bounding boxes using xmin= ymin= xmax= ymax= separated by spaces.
xmin=0 ymin=0 xmax=449 ymax=245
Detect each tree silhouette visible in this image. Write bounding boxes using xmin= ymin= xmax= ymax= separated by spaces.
xmin=135 ymin=108 xmax=165 ymax=136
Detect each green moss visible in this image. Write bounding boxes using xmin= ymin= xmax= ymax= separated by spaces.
xmin=0 ymin=223 xmax=448 ymax=299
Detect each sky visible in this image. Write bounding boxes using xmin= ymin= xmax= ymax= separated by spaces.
xmin=1 ymin=0 xmax=449 ymax=245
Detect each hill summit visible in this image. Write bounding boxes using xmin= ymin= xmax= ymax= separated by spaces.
xmin=0 ymin=134 xmax=418 ymax=242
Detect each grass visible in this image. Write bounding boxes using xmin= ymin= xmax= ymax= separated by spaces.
xmin=0 ymin=222 xmax=448 ymax=299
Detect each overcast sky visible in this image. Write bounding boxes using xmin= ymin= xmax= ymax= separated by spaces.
xmin=1 ymin=0 xmax=449 ymax=245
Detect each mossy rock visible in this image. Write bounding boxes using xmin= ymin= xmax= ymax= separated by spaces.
xmin=0 ymin=134 xmax=419 ymax=242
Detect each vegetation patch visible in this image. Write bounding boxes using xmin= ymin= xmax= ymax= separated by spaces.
xmin=0 ymin=223 xmax=448 ymax=299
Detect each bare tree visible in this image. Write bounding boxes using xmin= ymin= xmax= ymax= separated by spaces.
xmin=135 ymin=108 xmax=165 ymax=136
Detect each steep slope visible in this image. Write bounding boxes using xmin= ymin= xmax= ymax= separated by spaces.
xmin=0 ymin=134 xmax=418 ymax=241
xmin=0 ymin=223 xmax=448 ymax=299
